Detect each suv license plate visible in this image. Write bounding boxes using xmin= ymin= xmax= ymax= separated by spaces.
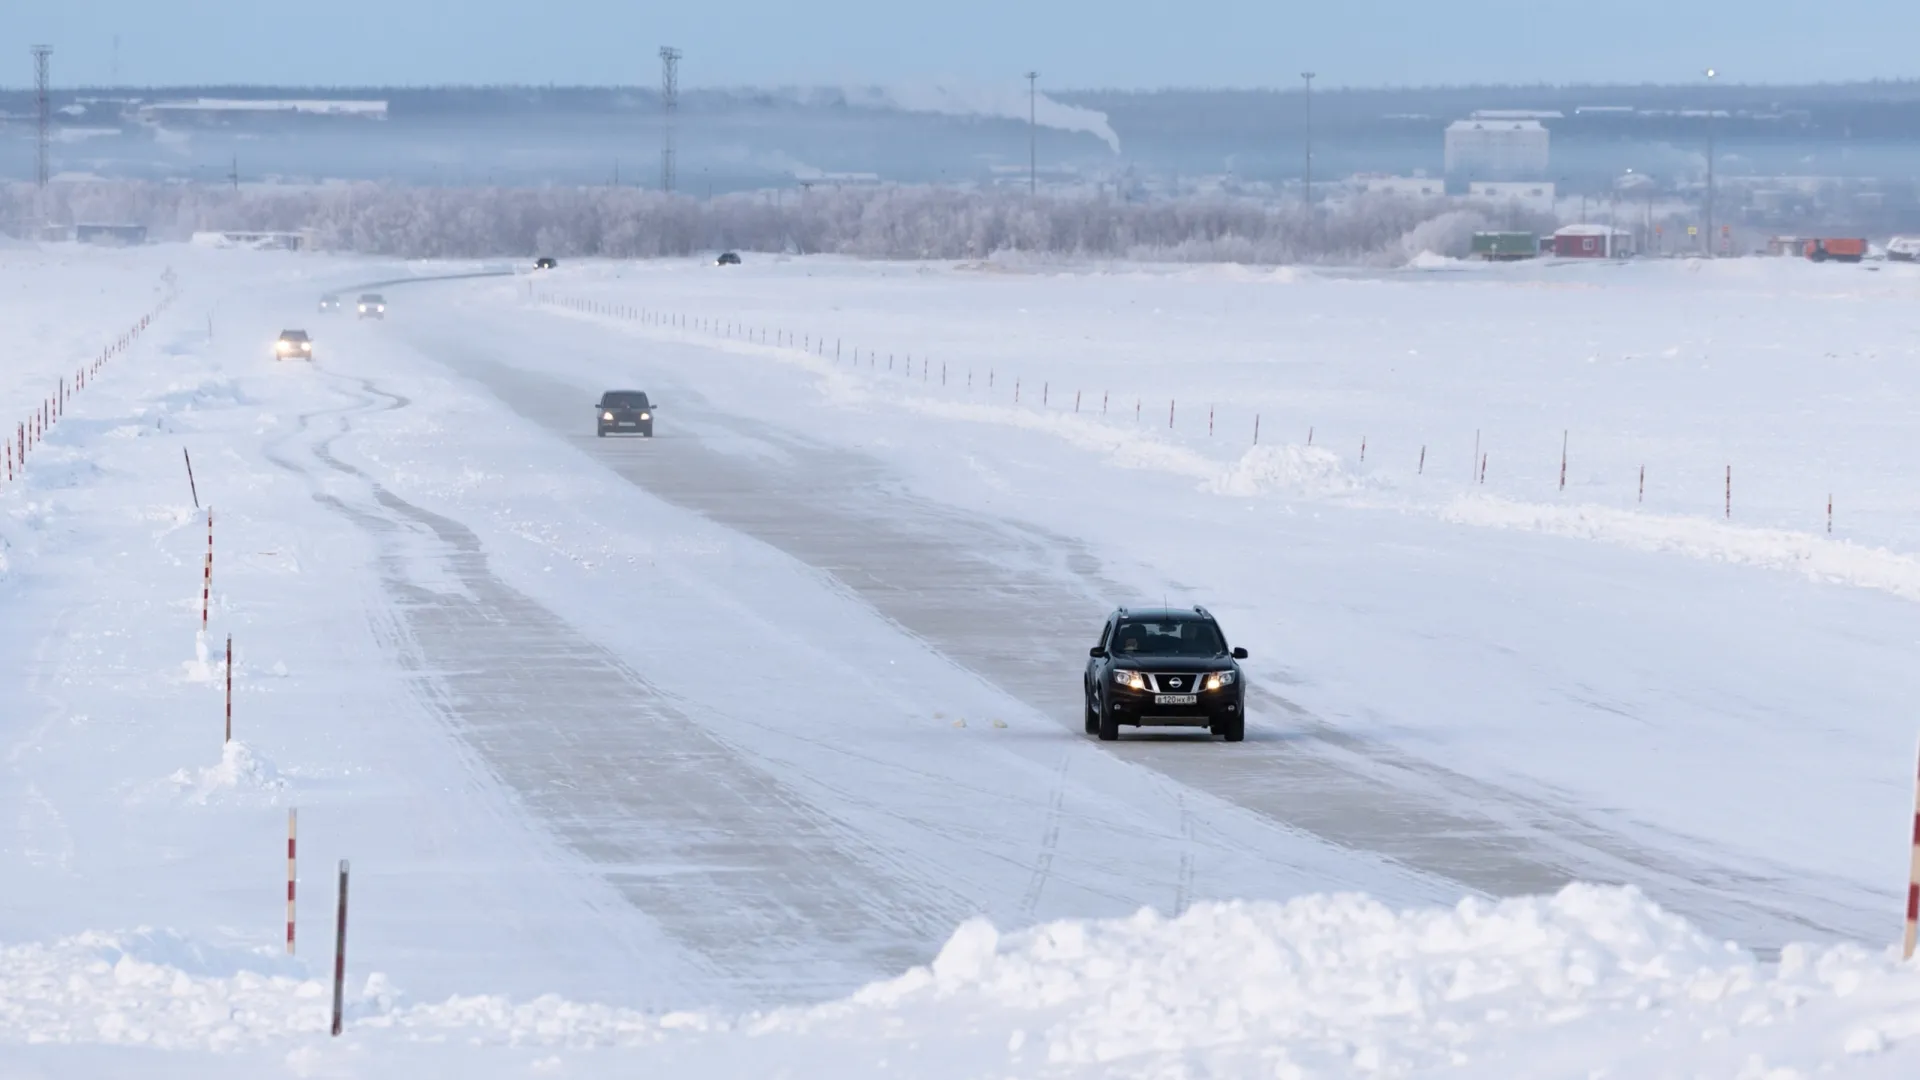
xmin=1155 ymin=694 xmax=1198 ymax=705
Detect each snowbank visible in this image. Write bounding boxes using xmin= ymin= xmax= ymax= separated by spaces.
xmin=1446 ymin=494 xmax=1920 ymax=604
xmin=5 ymin=886 xmax=1917 ymax=1075
xmin=166 ymin=740 xmax=287 ymax=804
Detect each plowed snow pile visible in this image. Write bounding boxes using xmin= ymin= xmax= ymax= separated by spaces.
xmin=3 ymin=886 xmax=1916 ymax=1076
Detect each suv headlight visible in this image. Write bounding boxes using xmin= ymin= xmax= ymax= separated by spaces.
xmin=1112 ymin=670 xmax=1146 ymax=691
xmin=602 ymin=411 xmax=614 ymax=421
xmin=639 ymin=412 xmax=650 ymax=420
xmin=1204 ymin=671 xmax=1237 ymax=691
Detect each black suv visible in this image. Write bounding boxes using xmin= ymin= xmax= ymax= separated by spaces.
xmin=597 ymin=390 xmax=654 ymax=437
xmin=1085 ymin=606 xmax=1247 ymax=742
xmin=715 ymin=251 xmax=742 ymax=265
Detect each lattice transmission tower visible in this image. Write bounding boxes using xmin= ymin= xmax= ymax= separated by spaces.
xmin=33 ymin=46 xmax=52 ymax=187
xmin=659 ymin=47 xmax=681 ymax=194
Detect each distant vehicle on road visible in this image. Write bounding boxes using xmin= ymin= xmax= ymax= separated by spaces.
xmin=535 ymin=257 xmax=557 ymax=270
xmin=1804 ymin=238 xmax=1867 ymax=263
xmin=274 ymin=329 xmax=314 ymax=361
xmin=318 ymin=294 xmax=341 ymax=314
xmin=1084 ymin=606 xmax=1247 ymax=742
xmin=716 ymin=251 xmax=742 ymax=266
xmin=596 ymin=390 xmax=654 ymax=437
xmin=357 ymin=293 xmax=386 ymax=319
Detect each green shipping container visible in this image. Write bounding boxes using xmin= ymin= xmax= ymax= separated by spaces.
xmin=1471 ymin=232 xmax=1537 ymax=260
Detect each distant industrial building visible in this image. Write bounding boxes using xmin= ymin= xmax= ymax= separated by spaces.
xmin=74 ymin=223 xmax=146 ymax=245
xmin=1444 ymin=119 xmax=1549 ymax=178
xmin=1467 ymin=180 xmax=1556 ymax=213
xmin=1355 ymin=174 xmax=1448 ymax=199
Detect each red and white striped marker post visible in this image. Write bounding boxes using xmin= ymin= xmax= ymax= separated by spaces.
xmin=287 ymin=808 xmax=298 ymax=954
xmin=202 ymin=509 xmax=214 ymax=629
xmin=1905 ymin=743 xmax=1920 ymax=960
xmin=224 ymin=635 xmax=233 ymax=743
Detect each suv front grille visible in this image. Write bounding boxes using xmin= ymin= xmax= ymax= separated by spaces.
xmin=1146 ymin=672 xmax=1210 ymax=693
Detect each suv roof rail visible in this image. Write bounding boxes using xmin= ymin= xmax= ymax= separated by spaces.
xmin=1116 ymin=605 xmax=1128 ymax=615
xmin=1193 ymin=604 xmax=1211 ymax=618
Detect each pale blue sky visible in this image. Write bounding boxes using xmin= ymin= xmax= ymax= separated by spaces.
xmin=3 ymin=1 xmax=1914 ymax=89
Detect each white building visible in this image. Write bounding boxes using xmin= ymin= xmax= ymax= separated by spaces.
xmin=1444 ymin=119 xmax=1549 ymax=178
xmin=1355 ymin=174 xmax=1449 ymax=199
xmin=1468 ymin=180 xmax=1556 ymax=214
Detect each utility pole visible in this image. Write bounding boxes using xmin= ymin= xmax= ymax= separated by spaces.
xmin=32 ymin=46 xmax=52 ymax=188
xmin=659 ymin=46 xmax=681 ymax=194
xmin=228 ymin=154 xmax=239 ymax=192
xmin=1703 ymin=66 xmax=1717 ymax=257
xmin=1301 ymin=71 xmax=1316 ymax=205
xmin=1026 ymin=71 xmax=1039 ymax=194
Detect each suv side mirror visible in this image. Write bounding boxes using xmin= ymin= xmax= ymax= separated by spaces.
xmin=1232 ymin=647 xmax=1248 ymax=659
xmin=1089 ymin=647 xmax=1107 ymax=659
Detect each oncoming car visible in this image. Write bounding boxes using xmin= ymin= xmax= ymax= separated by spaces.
xmin=1084 ymin=606 xmax=1247 ymax=742
xmin=715 ymin=251 xmax=742 ymax=266
xmin=535 ymin=257 xmax=558 ymax=270
xmin=318 ymin=294 xmax=341 ymax=314
xmin=596 ymin=390 xmax=654 ymax=437
xmin=274 ymin=329 xmax=314 ymax=361
xmin=357 ymin=293 xmax=387 ymax=319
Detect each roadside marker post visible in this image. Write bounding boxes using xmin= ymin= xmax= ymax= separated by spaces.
xmin=224 ymin=635 xmax=233 ymax=743
xmin=331 ymin=860 xmax=351 ymax=1036
xmin=287 ymin=809 xmax=298 ymax=955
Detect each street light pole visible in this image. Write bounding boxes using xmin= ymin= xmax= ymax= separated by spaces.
xmin=1704 ymin=66 xmax=1718 ymax=257
xmin=1301 ymin=72 xmax=1316 ymax=206
xmin=1026 ymin=71 xmax=1039 ymax=195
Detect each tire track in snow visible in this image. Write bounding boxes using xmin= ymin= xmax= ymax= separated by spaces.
xmin=1018 ymin=752 xmax=1072 ymax=920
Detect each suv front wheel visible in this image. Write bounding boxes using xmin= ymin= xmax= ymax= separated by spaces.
xmin=1083 ymin=689 xmax=1100 ymax=735
xmin=1214 ymin=712 xmax=1245 ymax=742
xmin=1095 ymin=694 xmax=1120 ymax=741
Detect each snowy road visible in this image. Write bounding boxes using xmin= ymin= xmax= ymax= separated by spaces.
xmin=361 ymin=280 xmax=1882 ymax=953
xmin=210 ymin=280 xmax=1454 ymax=1007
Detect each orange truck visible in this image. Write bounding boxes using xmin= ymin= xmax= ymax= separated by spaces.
xmin=1804 ymin=238 xmax=1867 ymax=262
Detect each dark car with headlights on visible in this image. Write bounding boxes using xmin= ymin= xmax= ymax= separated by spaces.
xmin=357 ymin=293 xmax=386 ymax=319
xmin=597 ymin=390 xmax=654 ymax=437
xmin=1084 ymin=606 xmax=1247 ymax=742
xmin=274 ymin=329 xmax=314 ymax=361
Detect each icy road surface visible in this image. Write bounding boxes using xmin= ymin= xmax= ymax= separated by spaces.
xmin=4 ymin=248 xmax=1920 ymax=1076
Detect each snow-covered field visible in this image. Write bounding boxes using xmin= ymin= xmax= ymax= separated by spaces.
xmin=3 ymin=245 xmax=1920 ymax=1076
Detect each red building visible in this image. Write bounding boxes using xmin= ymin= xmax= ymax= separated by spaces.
xmin=1551 ymin=225 xmax=1634 ymax=258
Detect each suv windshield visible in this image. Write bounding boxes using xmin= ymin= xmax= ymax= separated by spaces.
xmin=1110 ymin=619 xmax=1225 ymax=657
xmin=602 ymin=392 xmax=650 ymax=408
xmin=360 ymin=294 xmax=383 ymax=302
xmin=280 ymin=331 xmax=308 ymax=340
